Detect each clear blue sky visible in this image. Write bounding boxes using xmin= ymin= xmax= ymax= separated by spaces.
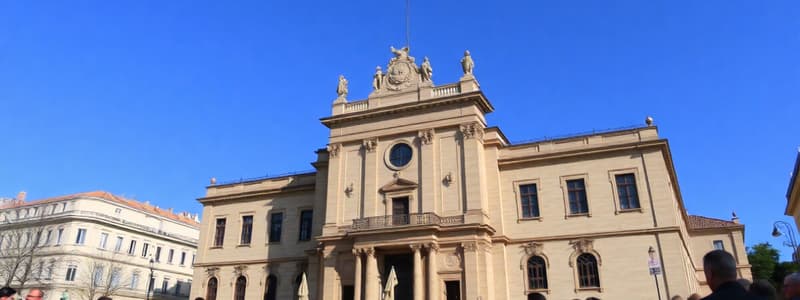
xmin=2 ymin=1 xmax=798 ymax=259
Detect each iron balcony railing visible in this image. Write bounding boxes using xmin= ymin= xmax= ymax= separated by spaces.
xmin=350 ymin=212 xmax=465 ymax=231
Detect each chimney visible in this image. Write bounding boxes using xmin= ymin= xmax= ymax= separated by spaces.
xmin=16 ymin=191 xmax=26 ymax=202
xmin=731 ymin=211 xmax=740 ymax=224
xmin=168 ymin=208 xmax=173 ymax=213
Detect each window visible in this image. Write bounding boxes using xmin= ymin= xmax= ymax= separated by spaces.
xmin=264 ymin=275 xmax=277 ymax=300
xmin=527 ymin=256 xmax=548 ymax=290
xmin=567 ymin=179 xmax=589 ymax=215
xmin=269 ymin=213 xmax=283 ymax=243
xmin=99 ymin=233 xmax=109 ymax=249
xmin=206 ymin=277 xmax=218 ymax=300
xmin=130 ymin=273 xmax=140 ymax=289
xmin=62 ymin=203 xmax=67 ymax=212
xmin=180 ymin=252 xmax=187 ymax=265
xmin=93 ymin=266 xmax=104 ymax=286
xmin=234 ymin=276 xmax=247 ymax=300
xmin=110 ymin=268 xmax=121 ymax=288
xmin=240 ymin=215 xmax=254 ymax=245
xmin=75 ymin=229 xmax=87 ymax=245
xmin=615 ymin=173 xmax=640 ymax=210
xmin=33 ymin=207 xmax=39 ymax=216
xmin=519 ymin=184 xmax=540 ymax=218
xmin=114 ymin=208 xmax=122 ymax=215
xmin=168 ymin=249 xmax=174 ymax=264
xmin=388 ymin=143 xmax=413 ymax=168
xmin=192 ymin=253 xmax=196 ymax=265
xmin=155 ymin=246 xmax=162 ymax=262
xmin=713 ymin=240 xmax=725 ymax=250
xmin=213 ymin=218 xmax=226 ymax=247
xmin=161 ymin=278 xmax=169 ymax=294
xmin=45 ymin=230 xmax=52 ymax=246
xmin=299 ymin=210 xmax=313 ymax=241
xmin=142 ymin=242 xmax=150 ymax=257
xmin=577 ymin=253 xmax=600 ymax=288
xmin=175 ymin=280 xmax=183 ymax=296
xmin=114 ymin=237 xmax=124 ymax=252
xmin=128 ymin=240 xmax=137 ymax=255
xmin=46 ymin=261 xmax=54 ymax=280
xmin=65 ymin=265 xmax=77 ymax=281
xmin=56 ymin=228 xmax=64 ymax=245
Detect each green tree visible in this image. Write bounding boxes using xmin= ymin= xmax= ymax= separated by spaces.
xmin=772 ymin=261 xmax=799 ymax=291
xmin=748 ymin=242 xmax=780 ymax=283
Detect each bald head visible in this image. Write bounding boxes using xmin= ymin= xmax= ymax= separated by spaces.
xmin=25 ymin=289 xmax=43 ymax=300
xmin=703 ymin=250 xmax=738 ymax=291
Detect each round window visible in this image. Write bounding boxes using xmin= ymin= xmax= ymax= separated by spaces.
xmin=388 ymin=143 xmax=413 ymax=168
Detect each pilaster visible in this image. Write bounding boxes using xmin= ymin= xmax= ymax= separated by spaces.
xmin=364 ymin=247 xmax=379 ymax=300
xmin=362 ymin=138 xmax=379 ymax=217
xmin=320 ymin=247 xmax=339 ymax=300
xmin=411 ymin=244 xmax=424 ymax=300
xmin=418 ymin=129 xmax=437 ymax=214
xmin=353 ymin=248 xmax=363 ymax=300
xmin=323 ymin=143 xmax=343 ymax=235
xmin=460 ymin=122 xmax=489 ymax=224
xmin=426 ymin=243 xmax=439 ymax=300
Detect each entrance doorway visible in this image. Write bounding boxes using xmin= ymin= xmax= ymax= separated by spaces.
xmin=383 ymin=254 xmax=413 ymax=300
xmin=392 ymin=197 xmax=410 ymax=225
xmin=341 ymin=285 xmax=354 ymax=300
xmin=444 ymin=280 xmax=461 ymax=300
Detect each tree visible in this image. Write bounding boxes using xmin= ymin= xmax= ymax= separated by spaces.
xmin=0 ymin=214 xmax=52 ymax=291
xmin=75 ymin=253 xmax=131 ymax=300
xmin=772 ymin=261 xmax=799 ymax=291
xmin=748 ymin=243 xmax=780 ymax=283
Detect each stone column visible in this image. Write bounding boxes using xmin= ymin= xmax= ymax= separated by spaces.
xmin=411 ymin=244 xmax=424 ymax=300
xmin=353 ymin=249 xmax=362 ymax=300
xmin=462 ymin=242 xmax=481 ymax=300
xmin=418 ymin=129 xmax=437 ymax=214
xmin=364 ymin=247 xmax=378 ymax=300
xmin=320 ymin=248 xmax=339 ymax=300
xmin=459 ymin=123 xmax=488 ymax=224
xmin=323 ymin=143 xmax=343 ymax=235
xmin=427 ymin=243 xmax=439 ymax=300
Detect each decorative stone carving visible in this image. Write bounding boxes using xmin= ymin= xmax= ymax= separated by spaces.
xmin=419 ymin=57 xmax=433 ymax=83
xmin=460 ymin=50 xmax=474 ymax=77
xmin=336 ymin=75 xmax=348 ymax=102
xmin=460 ymin=122 xmax=484 ymax=140
xmin=233 ymin=265 xmax=247 ymax=276
xmin=461 ymin=241 xmax=479 ymax=252
xmin=444 ymin=253 xmax=461 ymax=268
xmin=363 ymin=247 xmax=375 ymax=257
xmin=571 ymin=239 xmax=594 ymax=254
xmin=205 ymin=267 xmax=220 ymax=278
xmin=418 ymin=129 xmax=434 ymax=145
xmin=410 ymin=244 xmax=423 ymax=252
xmin=326 ymin=143 xmax=341 ymax=158
xmin=384 ymin=46 xmax=420 ymax=91
xmin=372 ymin=66 xmax=384 ymax=91
xmin=426 ymin=243 xmax=439 ymax=252
xmin=522 ymin=242 xmax=544 ymax=256
xmin=344 ymin=182 xmax=354 ymax=197
xmin=362 ymin=138 xmax=378 ymax=152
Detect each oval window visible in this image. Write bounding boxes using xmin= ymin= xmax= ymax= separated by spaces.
xmin=389 ymin=143 xmax=413 ymax=168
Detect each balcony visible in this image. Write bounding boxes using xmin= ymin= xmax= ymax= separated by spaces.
xmin=350 ymin=213 xmax=464 ymax=231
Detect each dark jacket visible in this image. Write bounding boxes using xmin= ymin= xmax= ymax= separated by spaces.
xmin=701 ymin=281 xmax=755 ymax=300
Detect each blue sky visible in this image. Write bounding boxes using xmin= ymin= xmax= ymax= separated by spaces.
xmin=1 ymin=1 xmax=798 ymax=259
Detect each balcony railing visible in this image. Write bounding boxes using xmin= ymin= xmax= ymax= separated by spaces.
xmin=350 ymin=213 xmax=464 ymax=231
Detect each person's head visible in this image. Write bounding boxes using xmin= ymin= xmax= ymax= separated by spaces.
xmin=749 ymin=279 xmax=777 ymax=300
xmin=194 ymin=298 xmax=205 ymax=300
xmin=0 ymin=286 xmax=17 ymax=300
xmin=670 ymin=295 xmax=684 ymax=300
xmin=702 ymin=250 xmax=738 ymax=291
xmin=25 ymin=289 xmax=43 ymax=300
xmin=783 ymin=273 xmax=800 ymax=299
xmin=97 ymin=296 xmax=112 ymax=300
xmin=737 ymin=278 xmax=753 ymax=289
xmin=687 ymin=293 xmax=702 ymax=300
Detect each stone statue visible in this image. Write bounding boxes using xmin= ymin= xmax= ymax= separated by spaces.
xmin=390 ymin=46 xmax=410 ymax=62
xmin=372 ymin=66 xmax=383 ymax=90
xmin=420 ymin=57 xmax=433 ymax=82
xmin=336 ymin=75 xmax=348 ymax=99
xmin=460 ymin=50 xmax=474 ymax=75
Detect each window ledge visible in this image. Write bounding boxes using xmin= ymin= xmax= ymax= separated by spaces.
xmin=566 ymin=213 xmax=591 ymax=218
xmin=617 ymin=208 xmax=643 ymax=214
xmin=518 ymin=217 xmax=543 ymax=223
xmin=576 ymin=287 xmax=602 ymax=292
xmin=526 ymin=289 xmax=550 ymax=294
xmin=209 ymin=246 xmax=223 ymax=249
xmin=236 ymin=244 xmax=251 ymax=248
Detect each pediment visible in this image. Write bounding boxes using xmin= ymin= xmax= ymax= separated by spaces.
xmin=379 ymin=177 xmax=418 ymax=193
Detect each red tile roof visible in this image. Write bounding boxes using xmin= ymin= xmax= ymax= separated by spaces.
xmin=687 ymin=215 xmax=741 ymax=230
xmin=1 ymin=191 xmax=199 ymax=227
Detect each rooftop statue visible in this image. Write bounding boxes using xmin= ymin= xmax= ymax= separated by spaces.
xmin=372 ymin=66 xmax=384 ymax=91
xmin=461 ymin=50 xmax=474 ymax=76
xmin=420 ymin=57 xmax=433 ymax=83
xmin=384 ymin=45 xmax=419 ymax=91
xmin=336 ymin=75 xmax=348 ymax=101
xmin=390 ymin=46 xmax=411 ymax=62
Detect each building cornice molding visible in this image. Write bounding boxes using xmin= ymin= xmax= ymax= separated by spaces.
xmin=198 ymin=183 xmax=316 ymax=204
xmin=194 ymin=255 xmax=308 ymax=268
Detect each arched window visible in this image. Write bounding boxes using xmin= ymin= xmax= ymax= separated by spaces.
xmin=528 ymin=293 xmax=546 ymax=300
xmin=264 ymin=275 xmax=277 ymax=300
xmin=577 ymin=253 xmax=600 ymax=288
xmin=527 ymin=256 xmax=547 ymax=290
xmin=234 ymin=276 xmax=247 ymax=300
xmin=206 ymin=277 xmax=218 ymax=300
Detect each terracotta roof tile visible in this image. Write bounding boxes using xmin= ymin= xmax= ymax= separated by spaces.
xmin=687 ymin=215 xmax=741 ymax=230
xmin=2 ymin=191 xmax=199 ymax=227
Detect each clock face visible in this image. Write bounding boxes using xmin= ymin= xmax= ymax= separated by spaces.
xmin=388 ymin=143 xmax=413 ymax=168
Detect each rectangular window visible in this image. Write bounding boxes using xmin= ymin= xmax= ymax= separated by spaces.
xmin=56 ymin=228 xmax=63 ymax=245
xmin=114 ymin=237 xmax=124 ymax=252
xmin=713 ymin=240 xmax=725 ymax=250
xmin=75 ymin=229 xmax=87 ymax=245
xmin=46 ymin=262 xmax=53 ymax=280
xmin=99 ymin=233 xmax=109 ymax=249
xmin=269 ymin=212 xmax=283 ymax=243
xmin=180 ymin=252 xmax=187 ymax=265
xmin=142 ymin=243 xmax=150 ymax=257
xmin=161 ymin=278 xmax=169 ymax=294
xmin=65 ymin=265 xmax=77 ymax=281
xmin=45 ymin=230 xmax=52 ymax=246
xmin=240 ymin=215 xmax=253 ymax=245
xmin=168 ymin=249 xmax=174 ymax=264
xmin=155 ymin=246 xmax=162 ymax=262
xmin=175 ymin=280 xmax=182 ymax=296
xmin=615 ymin=173 xmax=641 ymax=210
xmin=567 ymin=179 xmax=589 ymax=214
xmin=519 ymin=184 xmax=540 ymax=218
xmin=128 ymin=240 xmax=137 ymax=255
xmin=93 ymin=266 xmax=104 ymax=286
xmin=299 ymin=210 xmax=313 ymax=241
xmin=130 ymin=273 xmax=140 ymax=289
xmin=110 ymin=268 xmax=121 ymax=288
xmin=213 ymin=218 xmax=226 ymax=247
xmin=192 ymin=254 xmax=195 ymax=265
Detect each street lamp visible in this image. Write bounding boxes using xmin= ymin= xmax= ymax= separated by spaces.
xmin=772 ymin=221 xmax=799 ymax=264
xmin=648 ymin=246 xmax=663 ymax=300
xmin=147 ymin=258 xmax=155 ymax=300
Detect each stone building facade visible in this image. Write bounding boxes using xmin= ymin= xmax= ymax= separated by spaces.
xmin=0 ymin=191 xmax=199 ymax=300
xmin=785 ymin=150 xmax=800 ymax=232
xmin=190 ymin=48 xmax=750 ymax=300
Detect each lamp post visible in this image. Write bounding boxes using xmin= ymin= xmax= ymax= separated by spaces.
xmin=772 ymin=221 xmax=799 ymax=264
xmin=147 ymin=258 xmax=155 ymax=300
xmin=648 ymin=246 xmax=663 ymax=300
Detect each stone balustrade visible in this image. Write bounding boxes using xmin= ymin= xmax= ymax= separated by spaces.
xmin=432 ymin=83 xmax=461 ymax=97
xmin=350 ymin=212 xmax=464 ymax=231
xmin=345 ymin=100 xmax=369 ymax=112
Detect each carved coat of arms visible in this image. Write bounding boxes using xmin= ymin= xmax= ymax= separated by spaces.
xmin=384 ymin=46 xmax=420 ymax=91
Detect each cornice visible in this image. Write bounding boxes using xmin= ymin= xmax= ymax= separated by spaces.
xmin=194 ymin=255 xmax=308 ymax=267
xmin=491 ymin=226 xmax=682 ymax=244
xmin=498 ymin=139 xmax=668 ymax=168
xmin=198 ymin=183 xmax=315 ymax=204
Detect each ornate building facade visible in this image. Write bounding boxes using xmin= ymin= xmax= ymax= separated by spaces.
xmin=0 ymin=191 xmax=199 ymax=300
xmin=190 ymin=48 xmax=750 ymax=300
